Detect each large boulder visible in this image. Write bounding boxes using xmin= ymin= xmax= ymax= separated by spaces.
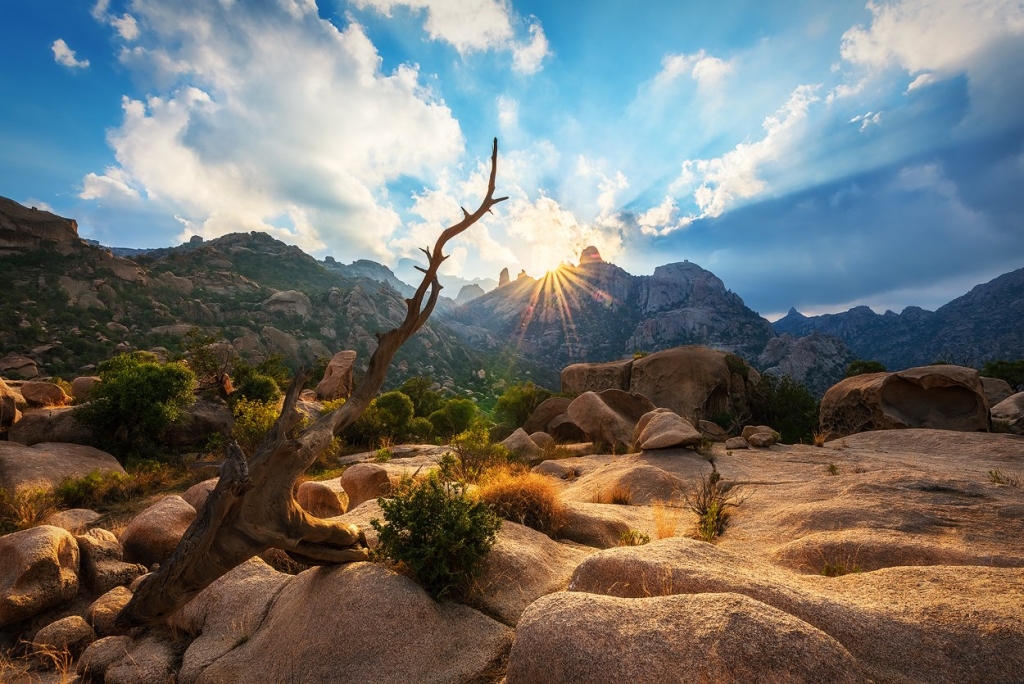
xmin=296 ymin=480 xmax=347 ymax=517
xmin=0 ymin=525 xmax=80 ymax=627
xmin=316 ymin=350 xmax=358 ymax=401
xmin=561 ymin=359 xmax=632 ymax=394
xmin=33 ymin=614 xmax=97 ymax=656
xmin=340 ymin=463 xmax=392 ymax=509
xmin=120 ymin=495 xmax=197 ymax=569
xmin=991 ymin=392 xmax=1024 ymax=435
xmin=506 ymin=592 xmax=864 ymax=684
xmin=8 ymin=406 xmax=93 ymax=446
xmin=191 ymin=563 xmax=513 ymax=684
xmin=0 ymin=353 xmax=38 ymax=379
xmin=263 ymin=289 xmax=312 ymax=319
xmin=86 ymin=586 xmax=134 ymax=637
xmin=981 ymin=377 xmax=1014 ymax=407
xmin=164 ymin=397 xmax=233 ymax=448
xmin=566 ymin=390 xmax=655 ymax=451
xmin=500 ymin=428 xmax=543 ymax=463
xmin=820 ymin=365 xmax=990 ymax=438
xmin=634 ymin=409 xmax=702 ymax=450
xmin=20 ymin=381 xmax=70 ymax=407
xmin=79 ymin=632 xmax=178 ymax=684
xmin=75 ymin=527 xmax=147 ymax=596
xmin=70 ymin=376 xmax=102 ymax=402
xmin=181 ymin=478 xmax=219 ymax=512
xmin=1 ymin=377 xmax=22 ymax=433
xmin=630 ymin=346 xmax=757 ymax=419
xmin=0 ymin=442 xmax=126 ymax=494
xmin=522 ymin=397 xmax=572 ymax=435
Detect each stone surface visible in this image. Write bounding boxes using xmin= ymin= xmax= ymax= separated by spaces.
xmin=991 ymin=392 xmax=1024 ymax=434
xmin=629 ymin=345 xmax=757 ymax=420
xmin=472 ymin=522 xmax=592 ymax=626
xmin=634 ymin=409 xmax=702 ymax=450
xmin=0 ymin=525 xmax=80 ymax=627
xmin=501 ymin=428 xmax=543 ymax=462
xmin=181 ymin=478 xmax=219 ymax=511
xmin=820 ymin=365 xmax=990 ymax=438
xmin=20 ymin=381 xmax=70 ymax=407
xmin=85 ymin=633 xmax=178 ymax=684
xmin=747 ymin=431 xmax=776 ymax=448
xmin=0 ymin=441 xmax=125 ymax=494
xmin=296 ymin=480 xmax=346 ymax=517
xmin=45 ymin=508 xmax=101 ymax=533
xmin=262 ymin=289 xmax=311 ymax=319
xmin=76 ymin=527 xmax=146 ymax=596
xmin=562 ymin=460 xmax=687 ymax=507
xmin=566 ymin=389 xmax=655 ymax=451
xmin=698 ymin=419 xmax=728 ymax=438
xmin=557 ymin=501 xmax=658 ymax=549
xmin=77 ymin=636 xmax=133 ymax=681
xmin=0 ymin=353 xmax=39 ymax=379
xmin=981 ymin=376 xmax=1014 ymax=407
xmin=315 ymin=350 xmax=358 ymax=401
xmin=561 ymin=359 xmax=633 ymax=394
xmin=506 ymin=591 xmax=864 ymax=684
xmin=86 ymin=586 xmax=134 ymax=637
xmin=724 ymin=436 xmax=748 ymax=449
xmin=192 ymin=562 xmax=513 ymax=684
xmin=529 ymin=431 xmax=554 ymax=450
xmin=340 ymin=463 xmax=392 ymax=509
xmin=121 ymin=495 xmax=197 ymax=569
xmin=7 ymin=406 xmax=93 ymax=446
xmin=33 ymin=614 xmax=96 ymax=655
xmin=522 ymin=397 xmax=572 ymax=435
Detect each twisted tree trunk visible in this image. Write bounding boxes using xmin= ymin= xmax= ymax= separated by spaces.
xmin=117 ymin=139 xmax=507 ymax=629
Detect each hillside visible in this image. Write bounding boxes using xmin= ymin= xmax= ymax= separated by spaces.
xmin=445 ymin=249 xmax=776 ymax=372
xmin=0 ymin=198 xmax=552 ymax=395
xmin=774 ymin=267 xmax=1024 ymax=368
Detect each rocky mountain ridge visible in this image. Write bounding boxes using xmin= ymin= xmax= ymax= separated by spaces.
xmin=774 ymin=267 xmax=1024 ymax=369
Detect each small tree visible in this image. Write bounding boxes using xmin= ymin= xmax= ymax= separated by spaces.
xmin=981 ymin=359 xmax=1024 ymax=392
xmin=845 ymin=359 xmax=886 ymax=377
xmin=747 ymin=373 xmax=819 ymax=444
xmin=428 ymin=398 xmax=478 ymax=439
xmin=76 ymin=352 xmax=196 ymax=459
xmin=400 ymin=376 xmax=443 ymax=417
xmin=494 ymin=381 xmax=551 ymax=429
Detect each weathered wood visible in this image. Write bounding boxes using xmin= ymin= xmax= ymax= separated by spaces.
xmin=117 ymin=139 xmax=507 ymax=629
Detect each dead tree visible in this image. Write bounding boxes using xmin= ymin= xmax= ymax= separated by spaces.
xmin=117 ymin=139 xmax=507 ymax=629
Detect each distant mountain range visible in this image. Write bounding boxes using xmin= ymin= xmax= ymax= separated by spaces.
xmin=773 ymin=267 xmax=1024 ymax=369
xmin=2 ymin=196 xmax=1021 ymax=397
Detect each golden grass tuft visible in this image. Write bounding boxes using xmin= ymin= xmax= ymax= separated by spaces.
xmin=812 ymin=430 xmax=830 ymax=447
xmin=591 ymin=483 xmax=633 ymax=506
xmin=651 ymin=500 xmax=680 ymax=539
xmin=478 ymin=465 xmax=567 ymax=536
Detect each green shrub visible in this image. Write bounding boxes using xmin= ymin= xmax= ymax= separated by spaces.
xmin=407 ymin=416 xmax=435 ymax=441
xmin=724 ymin=354 xmax=749 ymax=378
xmin=231 ymin=398 xmax=280 ymax=455
xmin=234 ymin=355 xmax=292 ymax=392
xmin=346 ymin=391 xmax=415 ymax=446
xmin=845 ymin=359 xmax=887 ymax=377
xmin=747 ymin=373 xmax=819 ymax=444
xmin=235 ymin=373 xmax=282 ymax=404
xmin=400 ymin=376 xmax=443 ymax=418
xmin=76 ymin=352 xmax=197 ymax=459
xmin=428 ymin=398 xmax=477 ymax=439
xmin=447 ymin=421 xmax=513 ymax=483
xmin=494 ymin=382 xmax=551 ymax=429
xmin=981 ymin=359 xmax=1024 ymax=392
xmin=619 ymin=529 xmax=651 ymax=546
xmin=370 ymin=473 xmax=501 ymax=599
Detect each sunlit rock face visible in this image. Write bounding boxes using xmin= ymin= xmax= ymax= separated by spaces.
xmin=0 ymin=196 xmax=85 ymax=255
xmin=450 ymin=250 xmax=774 ymax=372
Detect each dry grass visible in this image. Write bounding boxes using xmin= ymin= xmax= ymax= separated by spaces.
xmin=478 ymin=465 xmax=567 ymax=536
xmin=989 ymin=469 xmax=1023 ymax=489
xmin=651 ymin=500 xmax=680 ymax=538
xmin=0 ymin=488 xmax=58 ymax=534
xmin=0 ymin=644 xmax=75 ymax=684
xmin=812 ymin=430 xmax=830 ymax=447
xmin=591 ymin=484 xmax=633 ymax=506
xmin=682 ymin=468 xmax=739 ymax=543
xmin=618 ymin=529 xmax=650 ymax=546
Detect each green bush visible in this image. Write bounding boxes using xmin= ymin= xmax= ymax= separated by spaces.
xmin=76 ymin=352 xmax=197 ymax=459
xmin=234 ymin=355 xmax=292 ymax=393
xmin=231 ymin=398 xmax=280 ymax=455
xmin=747 ymin=373 xmax=819 ymax=444
xmin=235 ymin=373 xmax=282 ymax=403
xmin=400 ymin=376 xmax=443 ymax=418
xmin=981 ymin=359 xmax=1024 ymax=392
xmin=845 ymin=359 xmax=887 ymax=377
xmin=428 ymin=398 xmax=478 ymax=439
xmin=447 ymin=421 xmax=513 ymax=483
xmin=371 ymin=473 xmax=501 ymax=600
xmin=346 ymin=391 xmax=415 ymax=446
xmin=408 ymin=416 xmax=435 ymax=441
xmin=494 ymin=382 xmax=551 ymax=429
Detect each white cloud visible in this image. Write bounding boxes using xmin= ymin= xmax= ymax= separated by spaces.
xmin=90 ymin=0 xmax=111 ymax=21
xmin=905 ymin=72 xmax=937 ymax=92
xmin=653 ymin=50 xmax=733 ymax=92
xmin=668 ymin=84 xmax=820 ymax=225
xmin=637 ymin=196 xmax=694 ymax=237
xmin=496 ymin=95 xmax=518 ymax=130
xmin=80 ymin=166 xmax=141 ymax=201
xmin=850 ymin=110 xmax=882 ymax=131
xmin=52 ymin=39 xmax=90 ymax=69
xmin=503 ymin=195 xmax=624 ymax=274
xmin=22 ymin=199 xmax=55 ymax=213
xmin=82 ymin=1 xmax=464 ymax=261
xmin=111 ymin=14 xmax=140 ymax=41
xmin=512 ymin=20 xmax=550 ymax=74
xmin=353 ymin=0 xmax=548 ymax=71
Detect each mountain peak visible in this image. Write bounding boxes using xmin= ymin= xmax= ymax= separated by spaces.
xmin=579 ymin=245 xmax=603 ymax=265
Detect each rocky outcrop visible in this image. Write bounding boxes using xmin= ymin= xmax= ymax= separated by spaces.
xmin=820 ymin=365 xmax=990 ymax=438
xmin=455 ymin=283 xmax=485 ymax=305
xmin=70 ymin=376 xmax=101 ymax=401
xmin=0 ymin=196 xmax=85 ymax=255
xmin=566 ymin=390 xmax=655 ymax=451
xmin=758 ymin=332 xmax=855 ymax=397
xmin=296 ymin=481 xmax=346 ymax=517
xmin=0 ymin=525 xmax=80 ymax=627
xmin=262 ymin=289 xmax=312 ymax=320
xmin=340 ymin=463 xmax=392 ymax=509
xmin=991 ymin=392 xmax=1024 ymax=434
xmin=500 ymin=428 xmax=544 ymax=462
xmin=76 ymin=528 xmax=147 ymax=596
xmin=0 ymin=442 xmax=126 ymax=494
xmin=7 ymin=406 xmax=93 ymax=446
xmin=507 ymin=591 xmax=863 ymax=684
xmin=20 ymin=381 xmax=70 ymax=407
xmin=633 ymin=409 xmax=702 ymax=450
xmin=0 ymin=353 xmax=38 ymax=379
xmin=121 ymin=496 xmax=197 ymax=569
xmin=982 ymin=377 xmax=1014 ymax=407
xmin=315 ymin=350 xmax=357 ymax=400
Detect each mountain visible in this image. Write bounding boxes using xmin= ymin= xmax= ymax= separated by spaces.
xmin=774 ymin=267 xmax=1024 ymax=368
xmin=444 ymin=248 xmax=776 ymax=373
xmin=0 ymin=197 xmax=552 ymax=395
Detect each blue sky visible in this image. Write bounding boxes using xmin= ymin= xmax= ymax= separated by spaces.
xmin=2 ymin=0 xmax=1023 ymax=319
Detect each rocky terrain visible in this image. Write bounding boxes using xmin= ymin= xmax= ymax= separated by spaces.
xmin=0 ymin=197 xmax=551 ymax=396
xmin=774 ymin=267 xmax=1024 ymax=369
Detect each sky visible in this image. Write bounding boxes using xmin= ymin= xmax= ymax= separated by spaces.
xmin=2 ymin=0 xmax=1023 ymax=320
